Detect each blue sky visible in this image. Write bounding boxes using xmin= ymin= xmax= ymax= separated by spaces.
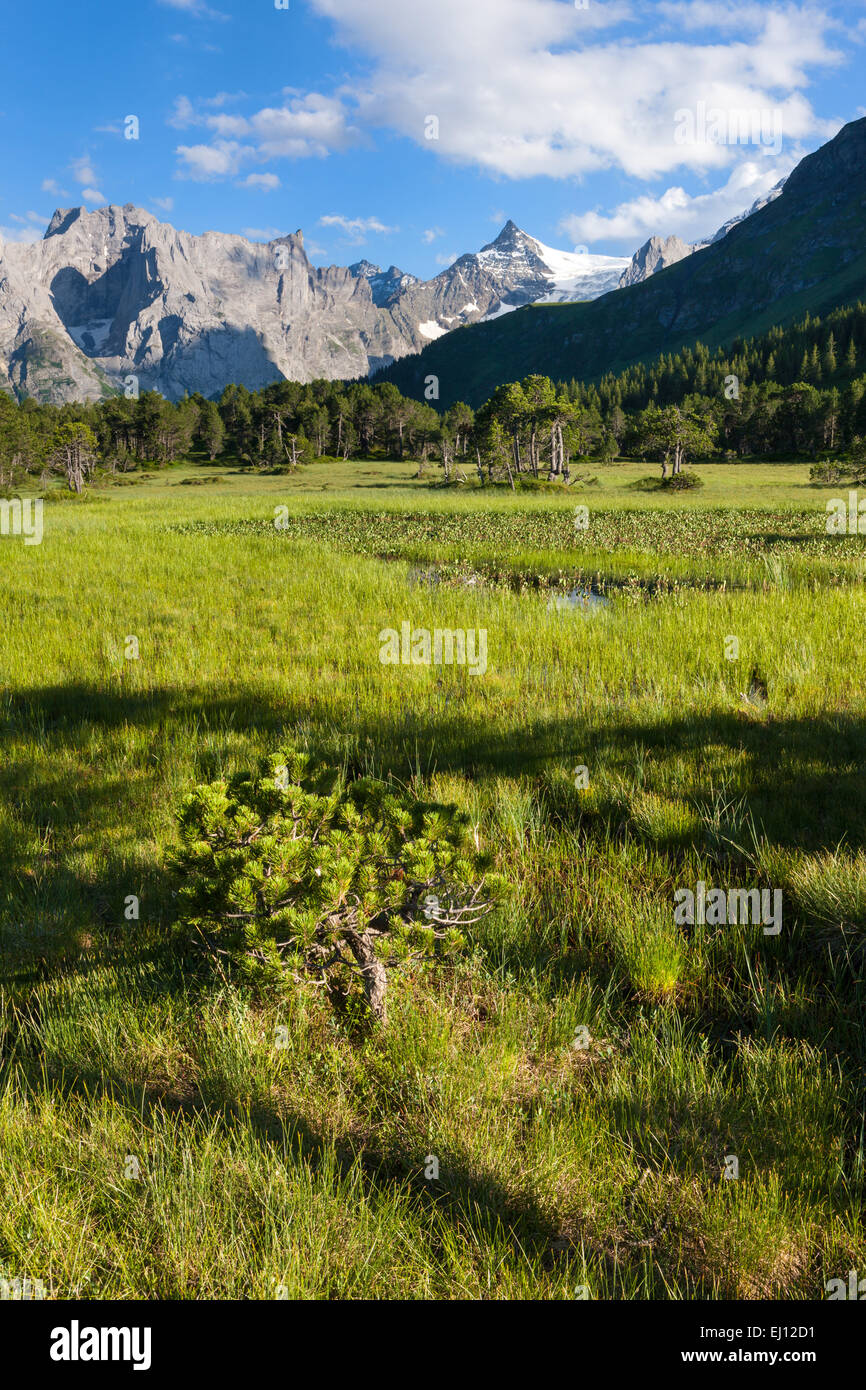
xmin=1 ymin=0 xmax=864 ymax=276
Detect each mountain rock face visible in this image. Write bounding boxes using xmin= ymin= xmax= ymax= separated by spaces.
xmin=0 ymin=163 xmax=800 ymax=405
xmin=618 ymin=235 xmax=695 ymax=287
xmin=379 ymin=118 xmax=866 ymax=407
xmin=348 ymin=260 xmax=420 ymax=306
xmin=0 ymin=211 xmax=626 ymax=403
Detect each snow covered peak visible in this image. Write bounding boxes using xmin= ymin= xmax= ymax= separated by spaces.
xmin=699 ymin=178 xmax=788 ymax=247
xmin=471 ymin=223 xmax=628 ymax=305
xmin=529 ymin=237 xmax=631 ymax=302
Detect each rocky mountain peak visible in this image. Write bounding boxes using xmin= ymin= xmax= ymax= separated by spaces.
xmin=45 ymin=203 xmax=158 ymax=241
xmin=45 ymin=208 xmax=83 ymax=239
xmin=619 ymin=234 xmax=695 ymax=287
xmin=349 ymin=259 xmax=381 ymax=279
xmin=483 ymin=220 xmax=535 ymax=254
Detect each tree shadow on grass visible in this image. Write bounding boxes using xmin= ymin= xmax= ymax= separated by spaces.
xmin=2 ymin=680 xmax=862 ymax=1293
xmin=3 ymin=679 xmax=864 ymax=847
xmin=2 ymin=682 xmax=865 ymax=992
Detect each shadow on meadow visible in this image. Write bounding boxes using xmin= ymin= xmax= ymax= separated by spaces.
xmin=6 ymin=683 xmax=866 ymax=1050
xmin=1 ymin=682 xmax=865 ymax=954
xmin=4 ymin=680 xmax=864 ymax=1036
xmin=3 ymin=678 xmax=864 ymax=841
xmin=1 ymin=682 xmax=863 ymax=1293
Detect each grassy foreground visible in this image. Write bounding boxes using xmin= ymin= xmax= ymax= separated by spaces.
xmin=1 ymin=459 xmax=865 ymax=1300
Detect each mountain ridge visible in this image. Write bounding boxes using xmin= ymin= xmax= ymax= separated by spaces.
xmin=0 ymin=160 xmax=814 ymax=405
xmin=0 ymin=211 xmax=627 ymax=403
xmin=376 ymin=118 xmax=866 ymax=407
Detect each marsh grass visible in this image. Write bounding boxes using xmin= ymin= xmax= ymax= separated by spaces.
xmin=0 ymin=465 xmax=864 ymax=1299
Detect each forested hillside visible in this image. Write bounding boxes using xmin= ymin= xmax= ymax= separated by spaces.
xmin=375 ymin=118 xmax=866 ymax=408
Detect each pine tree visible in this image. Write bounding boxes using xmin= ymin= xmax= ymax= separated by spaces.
xmin=823 ymin=333 xmax=837 ymax=378
xmin=170 ymin=747 xmax=501 ymax=1021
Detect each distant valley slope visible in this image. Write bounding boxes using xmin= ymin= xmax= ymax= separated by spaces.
xmin=379 ymin=119 xmax=866 ymax=407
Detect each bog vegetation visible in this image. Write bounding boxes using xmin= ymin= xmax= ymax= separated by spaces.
xmin=1 ymin=312 xmax=866 ymax=1299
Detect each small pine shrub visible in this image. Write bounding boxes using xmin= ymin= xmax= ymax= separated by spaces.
xmin=662 ymin=470 xmax=704 ymax=490
xmin=170 ymin=746 xmax=500 ymax=1022
xmin=629 ymin=472 xmax=704 ymax=492
xmin=809 ymin=457 xmax=866 ymax=485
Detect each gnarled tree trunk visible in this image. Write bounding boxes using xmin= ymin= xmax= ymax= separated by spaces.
xmin=346 ymin=929 xmax=388 ymax=1022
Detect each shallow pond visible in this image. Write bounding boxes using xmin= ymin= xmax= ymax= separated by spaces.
xmin=545 ymin=588 xmax=612 ymax=614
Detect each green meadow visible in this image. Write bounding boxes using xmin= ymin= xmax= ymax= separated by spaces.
xmin=1 ymin=456 xmax=865 ymax=1299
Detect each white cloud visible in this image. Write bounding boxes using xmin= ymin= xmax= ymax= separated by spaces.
xmin=203 ymin=90 xmax=247 ymax=107
xmin=435 ymin=251 xmax=458 ymax=265
xmin=81 ymin=188 xmax=107 ymax=205
xmin=157 ymin=0 xmax=228 ymax=19
xmin=303 ymin=0 xmax=841 ymax=180
xmin=176 ymin=139 xmax=245 ymax=179
xmin=0 ymin=210 xmax=48 ymax=242
xmin=240 ymin=172 xmax=281 ymax=190
xmin=167 ymin=95 xmax=198 ymax=129
xmin=0 ymin=223 xmax=43 ymax=243
xmin=216 ymin=94 xmax=359 ymax=157
xmin=168 ymin=92 xmax=246 ymax=129
xmin=657 ymin=1 xmax=792 ymax=31
xmin=9 ymin=211 xmax=49 ymax=226
xmin=164 ymin=0 xmax=848 ymax=197
xmin=422 ymin=226 xmax=444 ymax=243
xmin=319 ymin=214 xmax=397 ymax=243
xmin=152 ymin=196 xmax=174 ymax=212
xmin=70 ymin=156 xmax=98 ymax=186
xmin=41 ymin=178 xmax=69 ymax=196
xmin=559 ymin=157 xmax=795 ymax=246
xmin=241 ymin=226 xmax=282 ymax=241
xmin=172 ymin=92 xmax=360 ymax=177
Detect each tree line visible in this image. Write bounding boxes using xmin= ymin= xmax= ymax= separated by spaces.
xmin=3 ymin=300 xmax=866 ymax=491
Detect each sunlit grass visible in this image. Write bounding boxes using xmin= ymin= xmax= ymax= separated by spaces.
xmin=0 ymin=462 xmax=864 ymax=1299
